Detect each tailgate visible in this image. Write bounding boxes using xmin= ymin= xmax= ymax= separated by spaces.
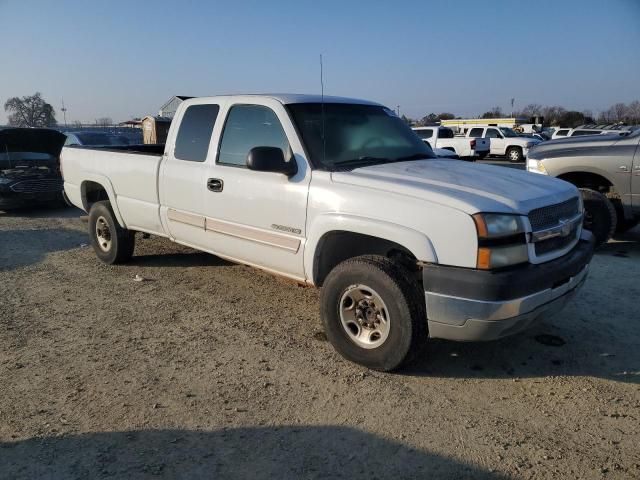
xmin=471 ymin=138 xmax=490 ymax=152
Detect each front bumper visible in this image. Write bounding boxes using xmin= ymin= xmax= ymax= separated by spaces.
xmin=423 ymin=232 xmax=595 ymax=341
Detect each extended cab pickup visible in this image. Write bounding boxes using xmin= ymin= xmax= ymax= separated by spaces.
xmin=412 ymin=126 xmax=490 ymax=160
xmin=62 ymin=94 xmax=594 ymax=371
xmin=467 ymin=126 xmax=542 ymax=162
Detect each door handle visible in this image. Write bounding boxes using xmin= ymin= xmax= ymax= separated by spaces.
xmin=207 ymin=178 xmax=224 ymax=192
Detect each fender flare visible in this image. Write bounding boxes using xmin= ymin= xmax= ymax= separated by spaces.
xmin=80 ymin=173 xmax=126 ymax=228
xmin=304 ymin=213 xmax=438 ymax=284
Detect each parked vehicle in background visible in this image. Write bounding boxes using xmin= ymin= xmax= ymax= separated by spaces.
xmin=467 ymin=126 xmax=542 ymax=162
xmin=62 ymin=94 xmax=594 ymax=371
xmin=412 ymin=126 xmax=490 ymax=160
xmin=441 ymin=117 xmax=543 ymax=134
xmin=432 ymin=147 xmax=459 ymax=159
xmin=0 ymin=128 xmax=66 ymax=210
xmin=519 ymin=133 xmax=545 ymax=142
xmin=64 ymin=132 xmax=131 ymax=147
xmin=527 ymin=129 xmax=640 ymax=245
xmin=550 ymin=127 xmax=629 ymax=140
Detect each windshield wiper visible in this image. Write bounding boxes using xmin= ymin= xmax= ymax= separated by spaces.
xmin=334 ymin=156 xmax=395 ymax=168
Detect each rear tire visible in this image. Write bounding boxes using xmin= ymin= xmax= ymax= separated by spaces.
xmin=320 ymin=255 xmax=427 ymax=372
xmin=88 ymin=200 xmax=135 ymax=264
xmin=580 ymin=188 xmax=616 ymax=247
xmin=506 ymin=147 xmax=523 ymax=163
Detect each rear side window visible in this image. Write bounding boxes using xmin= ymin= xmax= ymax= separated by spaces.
xmin=415 ymin=129 xmax=433 ymax=139
xmin=218 ymin=105 xmax=289 ymax=167
xmin=438 ymin=128 xmax=454 ymax=139
xmin=469 ymin=128 xmax=484 ymax=137
xmin=571 ymin=130 xmax=599 ymax=136
xmin=174 ymin=104 xmax=220 ymax=161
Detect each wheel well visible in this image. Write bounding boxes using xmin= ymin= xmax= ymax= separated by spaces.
xmin=313 ymin=231 xmax=419 ymax=287
xmin=443 ymin=147 xmax=456 ymax=152
xmin=81 ymin=181 xmax=110 ymax=209
xmin=556 ymin=172 xmax=613 ymax=194
xmin=507 ymin=145 xmax=522 ymax=151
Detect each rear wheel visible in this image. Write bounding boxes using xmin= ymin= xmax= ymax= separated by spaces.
xmin=88 ymin=200 xmax=135 ymax=264
xmin=320 ymin=255 xmax=426 ymax=372
xmin=580 ymin=188 xmax=616 ymax=247
xmin=506 ymin=146 xmax=523 ymax=163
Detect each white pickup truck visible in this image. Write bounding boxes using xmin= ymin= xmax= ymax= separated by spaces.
xmin=412 ymin=126 xmax=490 ymax=160
xmin=466 ymin=126 xmax=542 ymax=162
xmin=62 ymin=94 xmax=594 ymax=371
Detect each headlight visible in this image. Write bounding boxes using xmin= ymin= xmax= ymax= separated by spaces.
xmin=0 ymin=177 xmax=12 ymax=185
xmin=473 ymin=213 xmax=528 ymax=269
xmin=473 ymin=213 xmax=525 ymax=238
xmin=527 ymin=158 xmax=547 ymax=174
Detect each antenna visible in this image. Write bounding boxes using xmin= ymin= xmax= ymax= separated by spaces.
xmin=320 ymin=54 xmax=326 ymax=166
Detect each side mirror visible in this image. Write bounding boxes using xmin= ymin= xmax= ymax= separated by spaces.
xmin=246 ymin=146 xmax=297 ymax=177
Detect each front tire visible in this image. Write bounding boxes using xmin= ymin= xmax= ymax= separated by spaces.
xmin=506 ymin=146 xmax=523 ymax=163
xmin=88 ymin=200 xmax=135 ymax=264
xmin=580 ymin=188 xmax=616 ymax=247
xmin=320 ymin=255 xmax=426 ymax=372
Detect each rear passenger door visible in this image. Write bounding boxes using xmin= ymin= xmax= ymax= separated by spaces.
xmin=159 ymin=101 xmax=224 ymax=250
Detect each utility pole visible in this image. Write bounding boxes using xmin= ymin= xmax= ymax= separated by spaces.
xmin=61 ymin=98 xmax=68 ymax=127
xmin=397 ymin=105 xmax=401 ymax=117
xmin=510 ymin=98 xmax=515 ymax=117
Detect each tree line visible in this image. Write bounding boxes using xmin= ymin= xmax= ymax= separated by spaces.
xmin=5 ymin=92 xmax=640 ymax=130
xmin=406 ymin=101 xmax=640 ymax=128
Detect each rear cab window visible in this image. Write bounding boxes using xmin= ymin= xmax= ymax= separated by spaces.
xmin=174 ymin=104 xmax=220 ymax=161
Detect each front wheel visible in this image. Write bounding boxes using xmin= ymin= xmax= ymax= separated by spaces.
xmin=320 ymin=255 xmax=426 ymax=372
xmin=580 ymin=188 xmax=616 ymax=247
xmin=506 ymin=146 xmax=523 ymax=163
xmin=88 ymin=200 xmax=135 ymax=264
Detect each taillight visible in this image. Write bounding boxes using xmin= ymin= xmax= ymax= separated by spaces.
xmin=59 ymin=152 xmax=64 ymax=178
xmin=470 ymin=139 xmax=476 ymax=149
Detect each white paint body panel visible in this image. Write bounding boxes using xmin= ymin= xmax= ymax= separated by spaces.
xmin=62 ymin=94 xmax=579 ymax=285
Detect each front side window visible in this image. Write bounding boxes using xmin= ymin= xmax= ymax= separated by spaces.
xmin=287 ymin=103 xmax=434 ymax=170
xmin=499 ymin=127 xmax=518 ymax=138
xmin=218 ymin=105 xmax=289 ymax=167
xmin=174 ymin=104 xmax=220 ymax=162
xmin=469 ymin=128 xmax=484 ymax=138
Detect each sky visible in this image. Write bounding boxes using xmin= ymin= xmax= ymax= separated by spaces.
xmin=1 ymin=0 xmax=639 ymax=124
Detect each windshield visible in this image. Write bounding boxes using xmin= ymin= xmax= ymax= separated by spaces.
xmin=499 ymin=127 xmax=519 ymax=138
xmin=287 ymin=103 xmax=435 ymax=170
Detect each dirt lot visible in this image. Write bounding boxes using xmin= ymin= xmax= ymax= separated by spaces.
xmin=1 ymin=206 xmax=639 ymax=479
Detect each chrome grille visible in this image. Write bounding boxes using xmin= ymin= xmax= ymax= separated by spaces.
xmin=534 ymin=222 xmax=580 ymax=255
xmin=10 ymin=178 xmax=63 ymax=194
xmin=528 ymin=197 xmax=580 ymax=231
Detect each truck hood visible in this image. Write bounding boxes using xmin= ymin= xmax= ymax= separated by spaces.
xmin=331 ymin=160 xmax=577 ymax=215
xmin=529 ymin=133 xmax=627 ymax=158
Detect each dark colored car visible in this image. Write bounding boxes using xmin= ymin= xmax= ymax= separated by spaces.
xmin=0 ymin=128 xmax=67 ymax=210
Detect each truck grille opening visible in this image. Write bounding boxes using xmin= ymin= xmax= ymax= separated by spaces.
xmin=534 ymin=222 xmax=580 ymax=255
xmin=9 ymin=179 xmax=64 ymax=194
xmin=528 ymin=197 xmax=580 ymax=231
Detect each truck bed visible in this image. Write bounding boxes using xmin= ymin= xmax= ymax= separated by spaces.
xmin=62 ymin=144 xmax=165 ymax=234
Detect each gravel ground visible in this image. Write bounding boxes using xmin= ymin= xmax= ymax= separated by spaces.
xmin=1 ymin=206 xmax=639 ymax=479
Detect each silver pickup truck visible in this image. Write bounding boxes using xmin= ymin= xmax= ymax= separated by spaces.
xmin=527 ymin=129 xmax=640 ymax=245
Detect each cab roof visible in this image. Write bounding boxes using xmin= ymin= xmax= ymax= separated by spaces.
xmin=185 ymin=93 xmax=382 ymax=106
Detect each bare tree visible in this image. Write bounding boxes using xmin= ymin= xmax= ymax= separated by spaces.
xmin=4 ymin=92 xmax=57 ymax=127
xmin=95 ymin=117 xmax=113 ymax=127
xmin=480 ymin=106 xmax=504 ymax=118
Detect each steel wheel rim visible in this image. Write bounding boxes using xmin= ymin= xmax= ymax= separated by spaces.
xmin=339 ymin=284 xmax=390 ymax=349
xmin=95 ymin=216 xmax=112 ymax=252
